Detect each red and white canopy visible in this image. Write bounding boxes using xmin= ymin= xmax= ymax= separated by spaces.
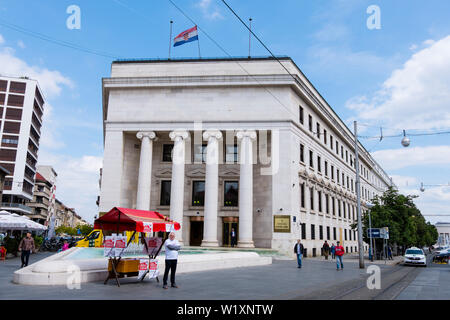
xmin=94 ymin=207 xmax=180 ymax=233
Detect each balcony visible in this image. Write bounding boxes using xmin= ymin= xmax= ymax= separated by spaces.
xmin=0 ymin=202 xmax=32 ymax=214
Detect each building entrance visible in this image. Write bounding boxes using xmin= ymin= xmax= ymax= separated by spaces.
xmin=190 ymin=217 xmax=204 ymax=246
xmin=222 ymin=217 xmax=238 ymax=247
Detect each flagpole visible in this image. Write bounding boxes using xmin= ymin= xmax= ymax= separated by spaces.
xmin=168 ymin=20 xmax=173 ymax=59
xmin=196 ymin=26 xmax=201 ymax=59
xmin=248 ymin=18 xmax=252 ymax=58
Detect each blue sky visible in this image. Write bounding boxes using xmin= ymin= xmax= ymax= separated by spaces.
xmin=0 ymin=0 xmax=449 ymax=223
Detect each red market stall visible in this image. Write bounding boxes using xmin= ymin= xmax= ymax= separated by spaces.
xmin=94 ymin=207 xmax=181 ymax=287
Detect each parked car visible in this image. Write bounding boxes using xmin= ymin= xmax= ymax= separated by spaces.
xmin=404 ymin=247 xmax=427 ymax=267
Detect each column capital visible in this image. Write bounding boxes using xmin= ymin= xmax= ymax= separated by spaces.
xmin=169 ymin=130 xmax=190 ymax=141
xmin=136 ymin=131 xmax=156 ymax=140
xmin=203 ymin=130 xmax=222 ymax=141
xmin=236 ymin=130 xmax=257 ymax=141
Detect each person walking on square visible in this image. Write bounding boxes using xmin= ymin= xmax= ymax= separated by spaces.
xmin=335 ymin=241 xmax=345 ymax=270
xmin=163 ymin=232 xmax=181 ymax=289
xmin=18 ymin=232 xmax=35 ymax=268
xmin=293 ymin=239 xmax=304 ymax=268
xmin=322 ymin=241 xmax=330 ymax=260
xmin=230 ymin=228 xmax=237 ymax=247
xmin=331 ymin=243 xmax=336 ymax=259
xmin=387 ymin=246 xmax=393 ymax=260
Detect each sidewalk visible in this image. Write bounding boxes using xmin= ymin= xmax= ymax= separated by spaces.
xmin=306 ymin=253 xmax=402 ymax=266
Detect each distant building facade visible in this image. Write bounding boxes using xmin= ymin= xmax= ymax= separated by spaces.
xmin=0 ymin=76 xmax=44 ymax=215
xmin=27 ymin=172 xmax=52 ymax=224
xmin=435 ymin=222 xmax=450 ymax=247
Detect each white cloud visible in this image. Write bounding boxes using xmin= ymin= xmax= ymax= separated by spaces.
xmin=196 ymin=0 xmax=223 ymax=20
xmin=0 ymin=40 xmax=73 ymax=98
xmin=390 ymin=175 xmax=418 ymax=188
xmin=38 ymin=151 xmax=102 ymax=224
xmin=17 ymin=40 xmax=25 ymax=49
xmin=372 ymin=146 xmax=450 ymax=171
xmin=346 ymin=35 xmax=450 ymax=130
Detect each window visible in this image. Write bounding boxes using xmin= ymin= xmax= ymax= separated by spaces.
xmin=336 ymin=141 xmax=339 ymax=155
xmin=351 ymin=179 xmax=354 ymax=192
xmin=342 ymin=173 xmax=345 ymax=185
xmin=300 ymin=144 xmax=304 ymax=163
xmin=338 ymin=200 xmax=341 ymax=217
xmin=5 ymin=108 xmax=22 ymax=120
xmin=325 ymin=161 xmax=328 ymax=176
xmin=323 ymin=129 xmax=327 ymax=144
xmin=308 ymin=115 xmax=313 ymax=132
xmin=325 ymin=194 xmax=329 ymax=213
xmin=309 ymin=150 xmax=314 ymax=168
xmin=327 ymin=226 xmax=330 ymax=240
xmin=160 ymin=180 xmax=171 ymax=205
xmin=330 ymin=135 xmax=333 ymax=150
xmin=192 ymin=181 xmax=205 ymax=206
xmin=224 ymin=181 xmax=238 ymax=207
xmin=317 ymin=156 xmax=321 ymax=172
xmin=300 ymin=183 xmax=305 ymax=208
xmin=37 ymin=185 xmax=44 ymax=192
xmin=0 ymin=93 xmax=5 ymax=105
xmin=299 ymin=106 xmax=304 ymax=124
xmin=345 ymin=150 xmax=348 ymax=163
xmin=193 ymin=144 xmax=207 ymax=163
xmin=9 ymin=81 xmax=26 ymax=94
xmin=343 ymin=202 xmax=346 ymax=218
xmin=2 ymin=136 xmax=18 ymax=146
xmin=3 ymin=121 xmax=20 ymax=134
xmin=7 ymin=94 xmax=24 ymax=107
xmin=349 ymin=229 xmax=352 ymax=241
xmin=319 ymin=225 xmax=323 ymax=240
xmin=0 ymin=148 xmax=17 ymax=161
xmin=162 ymin=144 xmax=173 ymax=162
xmin=301 ymin=223 xmax=306 ymax=240
xmin=331 ymin=165 xmax=334 ymax=180
xmin=337 ymin=169 xmax=340 ymax=183
xmin=318 ymin=191 xmax=322 ymax=212
xmin=310 ymin=187 xmax=314 ymax=211
xmin=344 ymin=229 xmax=347 ymax=241
xmin=332 ymin=197 xmax=335 ymax=215
xmin=316 ymin=122 xmax=320 ymax=139
xmin=333 ymin=227 xmax=337 ymax=240
xmin=311 ymin=224 xmax=316 ymax=240
xmin=347 ymin=176 xmax=350 ymax=189
xmin=341 ymin=146 xmax=344 ymax=159
xmin=225 ymin=144 xmax=238 ymax=163
xmin=0 ymin=80 xmax=7 ymax=92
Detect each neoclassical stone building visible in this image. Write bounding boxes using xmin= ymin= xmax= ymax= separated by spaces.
xmin=99 ymin=57 xmax=392 ymax=256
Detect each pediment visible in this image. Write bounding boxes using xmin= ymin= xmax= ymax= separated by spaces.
xmin=187 ymin=169 xmax=206 ymax=177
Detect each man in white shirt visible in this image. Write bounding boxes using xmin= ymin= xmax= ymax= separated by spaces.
xmin=163 ymin=232 xmax=181 ymax=289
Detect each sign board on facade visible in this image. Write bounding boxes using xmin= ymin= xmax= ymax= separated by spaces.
xmin=380 ymin=227 xmax=389 ymax=239
xmin=368 ymin=228 xmax=381 ymax=238
xmin=273 ymin=215 xmax=291 ymax=233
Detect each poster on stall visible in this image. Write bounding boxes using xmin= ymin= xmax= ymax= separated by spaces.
xmin=137 ymin=258 xmax=149 ymax=281
xmin=166 ymin=223 xmax=175 ymax=232
xmin=143 ymin=237 xmax=162 ymax=256
xmin=148 ymin=259 xmax=159 ymax=279
xmin=142 ymin=222 xmax=153 ymax=233
xmin=103 ymin=236 xmax=115 ymax=257
xmin=114 ymin=235 xmax=127 ymax=257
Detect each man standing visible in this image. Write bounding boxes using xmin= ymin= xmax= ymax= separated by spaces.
xmin=322 ymin=241 xmax=330 ymax=260
xmin=335 ymin=241 xmax=345 ymax=270
xmin=18 ymin=232 xmax=35 ymax=268
xmin=163 ymin=232 xmax=181 ymax=289
xmin=230 ymin=228 xmax=237 ymax=248
xmin=293 ymin=239 xmax=304 ymax=268
xmin=331 ymin=243 xmax=336 ymax=259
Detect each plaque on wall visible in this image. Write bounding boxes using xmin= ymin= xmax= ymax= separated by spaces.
xmin=273 ymin=215 xmax=291 ymax=233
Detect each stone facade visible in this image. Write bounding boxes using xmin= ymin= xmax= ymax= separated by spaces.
xmin=99 ymin=57 xmax=392 ymax=256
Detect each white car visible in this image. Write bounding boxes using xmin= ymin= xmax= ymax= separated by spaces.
xmin=404 ymin=247 xmax=427 ymax=267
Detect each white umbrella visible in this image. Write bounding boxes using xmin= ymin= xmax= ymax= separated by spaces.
xmin=0 ymin=210 xmax=11 ymax=216
xmin=0 ymin=214 xmax=47 ymax=231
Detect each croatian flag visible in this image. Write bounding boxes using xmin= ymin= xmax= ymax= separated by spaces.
xmin=173 ymin=26 xmax=199 ymax=47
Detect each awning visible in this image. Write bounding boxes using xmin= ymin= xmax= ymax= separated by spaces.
xmin=94 ymin=207 xmax=181 ymax=233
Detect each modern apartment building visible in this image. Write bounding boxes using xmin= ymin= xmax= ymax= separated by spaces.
xmin=99 ymin=57 xmax=392 ymax=256
xmin=0 ymin=76 xmax=44 ymax=215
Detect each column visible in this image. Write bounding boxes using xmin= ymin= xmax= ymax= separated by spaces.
xmin=169 ymin=130 xmax=189 ymax=244
xmin=237 ymin=130 xmax=257 ymax=248
xmin=201 ymin=130 xmax=222 ymax=247
xmin=136 ymin=131 xmax=156 ymax=210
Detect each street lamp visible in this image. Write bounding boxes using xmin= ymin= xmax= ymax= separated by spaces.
xmin=420 ymin=182 xmax=450 ymax=192
xmin=354 ymin=121 xmax=365 ymax=269
xmin=401 ymin=130 xmax=410 ymax=147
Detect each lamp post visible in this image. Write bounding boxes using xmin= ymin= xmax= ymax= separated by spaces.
xmin=354 ymin=121 xmax=365 ymax=269
xmin=366 ymin=202 xmax=375 ymax=262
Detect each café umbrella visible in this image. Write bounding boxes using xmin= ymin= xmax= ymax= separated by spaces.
xmin=0 ymin=211 xmax=47 ymax=231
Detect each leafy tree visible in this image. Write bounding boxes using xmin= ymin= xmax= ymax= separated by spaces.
xmin=76 ymin=224 xmax=93 ymax=236
xmin=351 ymin=187 xmax=438 ymax=255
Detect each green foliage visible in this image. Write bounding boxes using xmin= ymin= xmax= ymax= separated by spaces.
xmin=4 ymin=236 xmax=19 ymax=255
xmin=33 ymin=235 xmax=43 ymax=248
xmin=55 ymin=225 xmax=77 ymax=236
xmin=352 ymin=187 xmax=439 ymax=249
xmin=76 ymin=224 xmax=93 ymax=236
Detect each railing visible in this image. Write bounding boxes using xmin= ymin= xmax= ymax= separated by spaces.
xmin=1 ymin=202 xmax=32 ymax=213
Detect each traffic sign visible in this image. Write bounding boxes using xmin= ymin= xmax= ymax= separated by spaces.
xmin=368 ymin=228 xmax=381 ymax=238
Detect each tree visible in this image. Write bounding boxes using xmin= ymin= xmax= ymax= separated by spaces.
xmin=76 ymin=224 xmax=93 ymax=236
xmin=352 ymin=187 xmax=438 ymax=255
